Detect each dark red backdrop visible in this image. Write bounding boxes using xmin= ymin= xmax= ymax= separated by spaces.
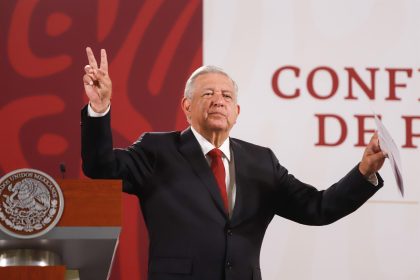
xmin=0 ymin=0 xmax=202 ymax=278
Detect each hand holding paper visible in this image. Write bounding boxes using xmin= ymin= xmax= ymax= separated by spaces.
xmin=359 ymin=132 xmax=386 ymax=178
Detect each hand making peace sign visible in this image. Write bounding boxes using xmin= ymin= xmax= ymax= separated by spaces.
xmin=83 ymin=47 xmax=112 ymax=113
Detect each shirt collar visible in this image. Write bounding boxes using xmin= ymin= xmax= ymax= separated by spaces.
xmin=190 ymin=126 xmax=231 ymax=161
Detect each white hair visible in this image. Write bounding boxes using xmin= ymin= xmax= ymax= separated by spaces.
xmin=184 ymin=65 xmax=238 ymax=99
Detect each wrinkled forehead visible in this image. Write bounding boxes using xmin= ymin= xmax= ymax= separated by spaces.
xmin=196 ymin=73 xmax=233 ymax=87
xmin=192 ymin=73 xmax=237 ymax=96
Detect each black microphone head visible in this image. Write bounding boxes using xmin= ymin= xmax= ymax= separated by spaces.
xmin=59 ymin=162 xmax=66 ymax=173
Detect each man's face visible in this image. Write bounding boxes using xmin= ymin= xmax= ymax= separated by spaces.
xmin=182 ymin=72 xmax=240 ymax=135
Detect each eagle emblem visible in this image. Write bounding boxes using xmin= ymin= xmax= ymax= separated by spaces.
xmin=0 ymin=169 xmax=64 ymax=239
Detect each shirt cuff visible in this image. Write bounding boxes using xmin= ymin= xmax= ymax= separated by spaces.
xmin=366 ymin=173 xmax=379 ymax=186
xmin=87 ymin=103 xmax=110 ymax=117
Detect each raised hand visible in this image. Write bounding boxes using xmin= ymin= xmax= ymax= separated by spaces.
xmin=83 ymin=47 xmax=112 ymax=113
xmin=359 ymin=132 xmax=387 ymax=177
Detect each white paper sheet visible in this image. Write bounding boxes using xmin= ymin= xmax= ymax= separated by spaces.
xmin=374 ymin=115 xmax=404 ymax=196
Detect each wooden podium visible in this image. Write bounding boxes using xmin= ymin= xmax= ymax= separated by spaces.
xmin=0 ymin=179 xmax=122 ymax=280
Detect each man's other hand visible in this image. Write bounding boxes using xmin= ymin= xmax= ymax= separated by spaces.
xmin=359 ymin=132 xmax=387 ymax=177
xmin=83 ymin=47 xmax=112 ymax=113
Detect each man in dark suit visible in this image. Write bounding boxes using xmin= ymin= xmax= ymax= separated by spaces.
xmin=81 ymin=47 xmax=386 ymax=280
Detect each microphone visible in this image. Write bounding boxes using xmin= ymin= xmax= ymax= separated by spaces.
xmin=59 ymin=162 xmax=66 ymax=179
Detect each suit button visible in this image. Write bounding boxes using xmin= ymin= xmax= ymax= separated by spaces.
xmin=226 ymin=261 xmax=232 ymax=269
xmin=227 ymin=229 xmax=233 ymax=236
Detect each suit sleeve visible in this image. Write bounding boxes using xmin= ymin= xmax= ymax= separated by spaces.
xmin=81 ymin=105 xmax=155 ymax=195
xmin=269 ymin=149 xmax=383 ymax=225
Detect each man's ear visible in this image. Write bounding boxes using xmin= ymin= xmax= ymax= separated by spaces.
xmin=181 ymin=97 xmax=191 ymax=112
xmin=232 ymin=104 xmax=240 ymax=125
xmin=181 ymin=97 xmax=192 ymax=123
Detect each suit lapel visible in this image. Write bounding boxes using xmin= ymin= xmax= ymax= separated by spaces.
xmin=230 ymin=139 xmax=250 ymax=227
xmin=179 ymin=128 xmax=228 ymax=219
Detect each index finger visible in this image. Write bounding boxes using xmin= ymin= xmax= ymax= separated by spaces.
xmin=100 ymin=49 xmax=108 ymax=73
xmin=370 ymin=131 xmax=381 ymax=152
xmin=86 ymin=47 xmax=98 ymax=68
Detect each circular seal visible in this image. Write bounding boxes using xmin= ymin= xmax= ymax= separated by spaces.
xmin=0 ymin=169 xmax=64 ymax=239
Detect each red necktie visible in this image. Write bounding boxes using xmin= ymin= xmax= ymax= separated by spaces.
xmin=208 ymin=148 xmax=229 ymax=212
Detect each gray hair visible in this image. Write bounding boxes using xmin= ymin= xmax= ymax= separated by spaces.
xmin=184 ymin=65 xmax=238 ymax=99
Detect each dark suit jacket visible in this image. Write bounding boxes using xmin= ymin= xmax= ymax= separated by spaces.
xmin=81 ymin=107 xmax=383 ymax=280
